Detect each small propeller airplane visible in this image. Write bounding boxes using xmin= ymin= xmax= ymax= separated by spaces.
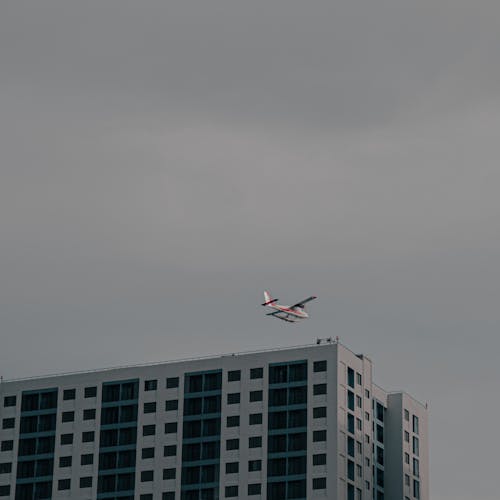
xmin=262 ymin=291 xmax=317 ymax=323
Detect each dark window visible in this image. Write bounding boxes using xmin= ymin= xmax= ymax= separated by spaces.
xmin=165 ymin=422 xmax=177 ymax=434
xmin=143 ymin=424 xmax=156 ymax=436
xmin=0 ymin=486 xmax=10 ymax=497
xmin=313 ymin=477 xmax=327 ymax=489
xmin=142 ymin=447 xmax=155 ymax=459
xmin=166 ymin=376 xmax=179 ymax=389
xmin=0 ymin=463 xmax=12 ymax=474
xmin=83 ymin=408 xmax=96 ymax=420
xmin=288 ymin=432 xmax=307 ymax=451
xmin=163 ymin=493 xmax=175 ymax=500
xmin=288 ymin=409 xmax=307 ymax=428
xmin=204 ymin=372 xmax=222 ymax=391
xmin=0 ymin=441 xmax=13 ymax=452
xmin=348 ymin=459 xmax=355 ymax=480
xmin=144 ymin=379 xmax=157 ymax=391
xmin=228 ymin=370 xmax=241 ymax=382
xmin=347 ymin=436 xmax=355 ymax=457
xmin=84 ymin=386 xmax=97 ymax=398
xmin=269 ymin=365 xmax=288 ymax=384
xmin=58 ymin=479 xmax=71 ymax=490
xmin=289 ymin=386 xmax=307 ymax=405
xmin=356 ymin=372 xmax=362 ymax=385
xmin=227 ymin=416 xmax=240 ymax=428
xmin=81 ymin=454 xmax=93 ymax=465
xmin=225 ymin=485 xmax=238 ymax=498
xmin=141 ymin=470 xmax=154 ymax=482
xmin=248 ymin=483 xmax=261 ymax=495
xmin=63 ymin=389 xmax=76 ymax=400
xmin=226 ymin=439 xmax=239 ymax=450
xmin=60 ymin=433 xmax=73 ymax=445
xmin=250 ymin=367 xmax=263 ymax=379
xmin=348 ymin=413 xmax=355 ymax=434
xmin=249 ymin=413 xmax=262 ymax=425
xmin=313 ymin=453 xmax=327 ymax=465
xmin=61 ymin=411 xmax=74 ymax=423
xmin=347 ymin=367 xmax=355 ymax=388
xmin=376 ymin=402 xmax=384 ymax=422
xmin=313 ymin=383 xmax=327 ymax=396
xmin=2 ymin=418 xmax=14 ymax=430
xmin=348 ymin=391 xmax=355 ymax=411
xmin=249 ymin=390 xmax=263 ymax=402
xmin=163 ymin=468 xmax=176 ymax=480
xmin=164 ymin=445 xmax=176 ymax=457
xmin=140 ymin=495 xmax=153 ymax=500
xmin=268 ymin=458 xmax=287 ymax=477
xmin=3 ymin=396 xmax=16 ymax=408
xmin=249 ymin=436 xmax=262 ymax=448
xmin=225 ymin=462 xmax=239 ymax=474
xmin=313 ymin=406 xmax=327 ymax=418
xmin=269 ymin=388 xmax=287 ymax=407
xmin=165 ymin=400 xmax=178 ymax=411
xmin=413 ymin=415 xmax=419 ymax=435
xmin=377 ymin=424 xmax=384 ymax=444
xmin=314 ymin=360 xmax=327 ymax=372
xmin=248 ymin=459 xmax=262 ymax=472
xmin=144 ymin=402 xmax=157 ymax=414
xmin=377 ymin=446 xmax=384 ymax=466
xmin=313 ymin=430 xmax=327 ymax=442
xmin=287 ymin=479 xmax=306 ymax=498
xmin=80 ymin=476 xmax=92 ymax=488
xmin=289 ymin=362 xmax=307 ymax=382
xmin=59 ymin=456 xmax=72 ymax=467
xmin=82 ymin=431 xmax=94 ymax=443
xmin=227 ymin=393 xmax=240 ymax=405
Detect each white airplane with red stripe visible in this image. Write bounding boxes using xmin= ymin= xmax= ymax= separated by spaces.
xmin=262 ymin=291 xmax=317 ymax=323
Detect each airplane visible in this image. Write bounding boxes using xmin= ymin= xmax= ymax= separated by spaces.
xmin=262 ymin=291 xmax=317 ymax=323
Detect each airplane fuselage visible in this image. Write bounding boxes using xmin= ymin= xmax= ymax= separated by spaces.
xmin=268 ymin=304 xmax=309 ymax=319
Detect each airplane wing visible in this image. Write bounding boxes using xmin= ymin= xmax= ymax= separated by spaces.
xmin=267 ymin=311 xmax=296 ymax=322
xmin=290 ymin=296 xmax=317 ymax=309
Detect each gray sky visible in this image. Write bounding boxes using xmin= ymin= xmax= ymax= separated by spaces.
xmin=1 ymin=1 xmax=499 ymax=498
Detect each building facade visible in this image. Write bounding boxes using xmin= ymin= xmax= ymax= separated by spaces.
xmin=0 ymin=342 xmax=428 ymax=500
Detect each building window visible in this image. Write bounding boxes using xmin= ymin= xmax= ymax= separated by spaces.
xmin=347 ymin=367 xmax=355 ymax=388
xmin=413 ymin=479 xmax=420 ymax=499
xmin=59 ymin=456 xmax=72 ymax=467
xmin=165 ymin=422 xmax=177 ymax=434
xmin=2 ymin=418 xmax=14 ymax=430
xmin=248 ymin=459 xmax=261 ymax=471
xmin=60 ymin=433 xmax=73 ymax=445
xmin=58 ymin=479 xmax=71 ymax=490
xmin=357 ymin=417 xmax=362 ymax=430
xmin=348 ymin=391 xmax=355 ymax=410
xmin=348 ymin=459 xmax=355 ymax=480
xmin=313 ymin=406 xmax=327 ymax=418
xmin=413 ymin=458 xmax=420 ymax=477
xmin=140 ymin=495 xmax=153 ymax=500
xmin=347 ymin=437 xmax=355 ymax=457
xmin=413 ymin=436 xmax=420 ymax=456
xmin=80 ymin=476 xmax=92 ymax=488
xmin=61 ymin=411 xmax=74 ymax=423
xmin=83 ymin=408 xmax=96 ymax=420
xmin=141 ymin=470 xmax=154 ymax=482
xmin=3 ymin=396 xmax=16 ymax=408
xmin=365 ymin=389 xmax=370 ymax=398
xmin=1 ymin=441 xmax=13 ymax=451
xmin=249 ymin=436 xmax=262 ymax=448
xmin=313 ymin=383 xmax=327 ymax=396
xmin=226 ymin=462 xmax=239 ymax=474
xmin=227 ymin=393 xmax=240 ymax=405
xmin=166 ymin=377 xmax=179 ymax=389
xmin=405 ymin=452 xmax=410 ymax=464
xmin=82 ymin=431 xmax=94 ymax=442
xmin=405 ymin=474 xmax=410 ymax=486
xmin=165 ymin=399 xmax=178 ymax=411
xmin=313 ymin=360 xmax=327 ymax=372
xmin=376 ymin=402 xmax=384 ymax=422
xmin=413 ymin=415 xmax=419 ymax=435
xmin=163 ymin=468 xmax=176 ymax=480
xmin=142 ymin=447 xmax=155 ymax=459
xmin=249 ymin=413 xmax=262 ymax=425
xmin=0 ymin=486 xmax=10 ymax=497
xmin=404 ymin=430 xmax=410 ymax=442
xmin=249 ymin=390 xmax=263 ymax=402
xmin=144 ymin=379 xmax=157 ymax=391
xmin=313 ymin=477 xmax=327 ymax=489
xmin=376 ymin=425 xmax=384 ymax=443
xmin=143 ymin=402 xmax=157 ymax=414
xmin=225 ymin=485 xmax=238 ymax=497
xmin=227 ymin=416 xmax=240 ymax=428
xmin=81 ymin=454 xmax=93 ymax=465
xmin=163 ymin=493 xmax=175 ymax=500
xmin=313 ymin=430 xmax=327 ymax=442
xmin=248 ymin=483 xmax=261 ymax=495
xmin=313 ymin=453 xmax=327 ymax=465
xmin=404 ymin=409 xmax=410 ymax=421
xmin=228 ymin=370 xmax=241 ymax=382
xmin=250 ymin=367 xmax=263 ymax=379
xmin=348 ymin=413 xmax=355 ymax=434
xmin=226 ymin=439 xmax=239 ymax=450
xmin=356 ymin=372 xmax=362 ymax=385
xmin=164 ymin=445 xmax=176 ymax=457
xmin=84 ymin=386 xmax=97 ymax=398
xmin=143 ymin=424 xmax=156 ymax=436
xmin=63 ymin=389 xmax=76 ymax=400
xmin=356 ymin=395 xmax=362 ymax=408
xmin=0 ymin=463 xmax=12 ymax=474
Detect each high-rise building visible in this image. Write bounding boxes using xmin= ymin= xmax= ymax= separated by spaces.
xmin=0 ymin=341 xmax=428 ymax=500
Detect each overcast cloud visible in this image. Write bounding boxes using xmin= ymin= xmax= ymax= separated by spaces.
xmin=1 ymin=2 xmax=500 ymax=499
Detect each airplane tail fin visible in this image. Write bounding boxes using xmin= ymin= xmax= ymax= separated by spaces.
xmin=262 ymin=291 xmax=278 ymax=306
